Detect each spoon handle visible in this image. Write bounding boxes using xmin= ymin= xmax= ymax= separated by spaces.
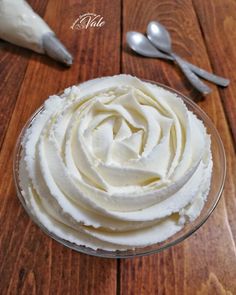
xmin=183 ymin=60 xmax=229 ymax=87
xmin=166 ymin=53 xmax=229 ymax=86
xmin=172 ymin=53 xmax=211 ymax=95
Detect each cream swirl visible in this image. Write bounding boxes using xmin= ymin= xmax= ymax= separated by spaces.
xmin=20 ymin=75 xmax=212 ymax=250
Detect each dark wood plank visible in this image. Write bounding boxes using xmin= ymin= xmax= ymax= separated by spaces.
xmin=193 ymin=0 xmax=236 ymax=145
xmin=0 ymin=0 xmax=48 ymax=151
xmin=121 ymin=0 xmax=236 ymax=294
xmin=0 ymin=0 xmax=120 ymax=294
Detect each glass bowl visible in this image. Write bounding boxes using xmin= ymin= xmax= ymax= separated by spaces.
xmin=13 ymin=81 xmax=226 ymax=258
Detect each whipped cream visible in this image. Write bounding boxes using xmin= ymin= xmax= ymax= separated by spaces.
xmin=0 ymin=0 xmax=52 ymax=53
xmin=19 ymin=75 xmax=213 ymax=251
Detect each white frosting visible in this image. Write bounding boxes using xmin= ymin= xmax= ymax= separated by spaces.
xmin=19 ymin=75 xmax=213 ymax=250
xmin=0 ymin=0 xmax=52 ymax=53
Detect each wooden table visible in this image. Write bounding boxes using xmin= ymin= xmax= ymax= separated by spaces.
xmin=0 ymin=0 xmax=235 ymax=294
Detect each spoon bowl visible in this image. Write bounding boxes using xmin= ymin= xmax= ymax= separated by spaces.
xmin=126 ymin=31 xmax=173 ymax=60
xmin=147 ymin=21 xmax=172 ymax=53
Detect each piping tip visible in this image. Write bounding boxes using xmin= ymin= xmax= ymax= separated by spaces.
xmin=42 ymin=32 xmax=73 ymax=66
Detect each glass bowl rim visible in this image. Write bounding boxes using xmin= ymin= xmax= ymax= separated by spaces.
xmin=13 ymin=79 xmax=226 ymax=258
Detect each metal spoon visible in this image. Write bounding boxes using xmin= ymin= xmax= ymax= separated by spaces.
xmin=127 ymin=31 xmax=229 ymax=90
xmin=147 ymin=21 xmax=229 ymax=87
xmin=127 ymin=31 xmax=229 ymax=88
xmin=127 ymin=31 xmax=210 ymax=94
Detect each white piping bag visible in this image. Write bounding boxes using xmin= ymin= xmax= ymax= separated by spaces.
xmin=0 ymin=0 xmax=73 ymax=65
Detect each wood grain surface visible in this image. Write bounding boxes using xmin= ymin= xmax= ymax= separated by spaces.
xmin=193 ymin=0 xmax=236 ymax=145
xmin=0 ymin=0 xmax=235 ymax=294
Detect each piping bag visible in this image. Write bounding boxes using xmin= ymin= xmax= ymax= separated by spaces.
xmin=0 ymin=0 xmax=73 ymax=66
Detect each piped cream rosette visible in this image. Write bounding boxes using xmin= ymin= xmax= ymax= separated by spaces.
xmin=20 ymin=75 xmax=212 ymax=250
